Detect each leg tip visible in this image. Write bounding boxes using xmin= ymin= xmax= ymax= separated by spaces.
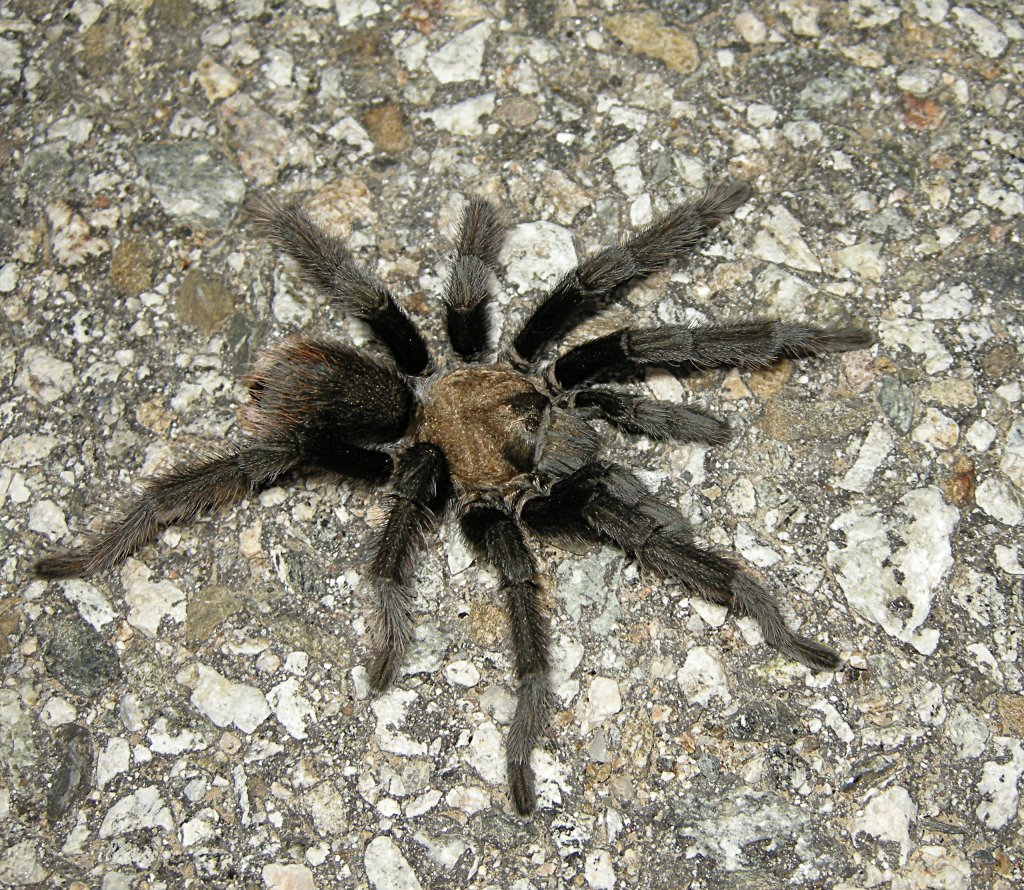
xmin=33 ymin=553 xmax=87 ymax=580
xmin=508 ymin=761 xmax=537 ymax=817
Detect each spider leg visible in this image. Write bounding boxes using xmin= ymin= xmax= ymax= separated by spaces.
xmin=34 ymin=443 xmax=298 ymax=579
xmin=36 ymin=336 xmax=411 ymax=579
xmin=511 ymin=181 xmax=752 ymax=366
xmin=521 ymin=462 xmax=841 ymax=670
xmin=366 ymin=444 xmax=451 ymax=692
xmin=461 ymin=503 xmax=549 ymax=816
xmin=444 ymin=199 xmax=504 ymax=361
xmin=246 ymin=195 xmax=430 ymax=375
xmin=553 ymin=320 xmax=875 ymax=389
xmin=571 ymin=387 xmax=730 ymax=445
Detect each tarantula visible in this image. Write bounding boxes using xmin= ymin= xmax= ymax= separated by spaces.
xmin=36 ymin=181 xmax=871 ymax=815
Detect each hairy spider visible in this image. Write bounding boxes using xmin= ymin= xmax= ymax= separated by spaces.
xmin=36 ymin=182 xmax=872 ymax=815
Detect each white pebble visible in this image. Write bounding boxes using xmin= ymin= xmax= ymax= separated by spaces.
xmin=975 ymin=477 xmax=1023 ymax=526
xmin=677 ymin=646 xmax=731 ymax=705
xmin=427 ymin=21 xmax=491 ymax=84
xmin=422 ymin=93 xmax=495 ymax=137
xmin=585 ymin=850 xmax=617 ymax=889
xmin=184 ymin=663 xmax=272 ymax=734
xmin=850 ymin=785 xmax=917 ymax=865
xmin=965 ymin=419 xmax=996 ymax=452
xmin=583 ymin=677 xmax=622 ymax=731
xmin=953 ymin=6 xmax=1008 ymax=57
xmin=28 ymin=499 xmax=67 ymax=539
xmin=99 ymin=786 xmax=174 ymax=838
xmin=735 ymin=10 xmax=767 ymax=43
xmin=0 ymin=262 xmax=18 ymax=292
xmin=443 ymin=660 xmax=480 ymax=687
xmin=364 ymin=836 xmax=423 ymax=890
xmin=911 ymin=407 xmax=959 ymax=449
xmin=500 ymin=220 xmax=577 ymax=293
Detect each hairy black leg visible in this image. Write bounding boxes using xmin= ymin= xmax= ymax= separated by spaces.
xmin=34 ymin=444 xmax=298 ymax=579
xmin=367 ymin=444 xmax=451 ymax=692
xmin=554 ymin=321 xmax=875 ymax=389
xmin=444 ymin=199 xmax=504 ymax=361
xmin=573 ymin=388 xmax=730 ymax=445
xmin=511 ymin=181 xmax=752 ymax=365
xmin=461 ymin=504 xmax=550 ymax=816
xmin=522 ymin=463 xmax=841 ymax=670
xmin=246 ymin=195 xmax=430 ymax=375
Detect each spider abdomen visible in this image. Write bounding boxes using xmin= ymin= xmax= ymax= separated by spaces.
xmin=417 ymin=367 xmax=545 ymax=489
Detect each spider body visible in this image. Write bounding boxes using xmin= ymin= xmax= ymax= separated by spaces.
xmin=417 ymin=367 xmax=543 ymax=488
xmin=35 ymin=182 xmax=873 ymax=815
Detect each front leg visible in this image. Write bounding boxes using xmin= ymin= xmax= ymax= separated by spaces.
xmin=460 ymin=503 xmax=550 ymax=816
xmin=366 ymin=444 xmax=451 ymax=692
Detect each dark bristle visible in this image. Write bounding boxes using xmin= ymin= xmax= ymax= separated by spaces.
xmin=34 ymin=553 xmax=90 ymax=580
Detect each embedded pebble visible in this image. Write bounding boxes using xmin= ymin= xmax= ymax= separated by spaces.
xmin=0 ymin=841 xmax=47 ymax=886
xmin=919 ymin=283 xmax=972 ymax=319
xmin=464 ymin=721 xmax=504 ymax=784
xmin=975 ymin=739 xmax=1024 ymax=828
xmin=752 ymin=205 xmax=821 ymax=273
xmin=834 ymin=242 xmax=884 ymax=280
xmin=16 ymin=348 xmax=73 ymax=403
xmin=829 ymin=488 xmax=956 ymax=654
xmin=335 ymin=0 xmax=380 ymax=28
xmin=181 ymin=808 xmax=219 ymax=848
xmin=584 ymin=850 xmax=617 ymax=889
xmin=726 ymin=476 xmax=756 ymax=513
xmin=878 ymin=319 xmax=952 ymax=373
xmin=99 ymin=786 xmax=175 ymax=838
xmin=43 ymin=616 xmax=121 ymax=697
xmin=897 ymin=66 xmax=940 ymax=96
xmin=135 ymin=141 xmax=245 ymax=227
xmin=46 ymin=200 xmax=108 ymax=266
xmin=1001 ymin=419 xmax=1024 ymax=489
xmin=850 ymin=785 xmax=917 ymax=865
xmin=891 ymin=846 xmax=971 ymax=890
xmin=364 ymin=836 xmax=423 ymax=890
xmin=427 ymin=21 xmax=491 ymax=83
xmin=422 ymin=94 xmax=495 ymax=136
xmin=839 ymin=422 xmax=893 ymax=492
xmin=582 ymin=677 xmax=622 ymax=731
xmin=443 ymin=660 xmax=480 ymax=687
xmin=262 ymin=863 xmax=315 ymax=890
xmin=373 ymin=689 xmax=427 ymax=756
xmin=878 ymin=375 xmax=915 ymax=434
xmin=952 ymin=6 xmax=1008 ymax=57
xmin=185 ymin=664 xmax=271 ymax=734
xmin=501 ymin=221 xmax=577 ymax=293
xmin=735 ymin=10 xmax=767 ymax=43
xmin=27 ymin=499 xmax=67 ymax=538
xmin=196 ymin=57 xmax=240 ymax=100
xmin=0 ymin=37 xmax=22 ymax=83
xmin=913 ymin=0 xmax=949 ymax=24
xmin=96 ymin=737 xmax=131 ymax=789
xmin=267 ymin=678 xmax=316 ymax=740
xmin=911 ymin=407 xmax=959 ymax=449
xmin=975 ymin=477 xmax=1023 ymax=526
xmin=677 ymin=647 xmax=731 ymax=705
xmin=120 ymin=559 xmax=186 ymax=637
xmin=604 ymin=12 xmax=700 ymax=74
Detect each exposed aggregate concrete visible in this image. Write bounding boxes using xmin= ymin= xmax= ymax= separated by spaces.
xmin=1 ymin=1 xmax=1022 ymax=887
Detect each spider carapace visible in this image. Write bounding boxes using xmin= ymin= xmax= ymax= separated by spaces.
xmin=36 ymin=182 xmax=872 ymax=815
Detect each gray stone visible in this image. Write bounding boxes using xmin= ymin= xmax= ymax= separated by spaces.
xmin=42 ymin=616 xmax=122 ymax=698
xmin=135 ymin=141 xmax=245 ymax=228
